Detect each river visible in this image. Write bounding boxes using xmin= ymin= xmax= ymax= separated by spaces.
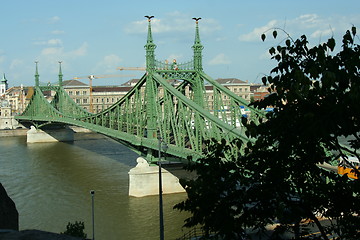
xmin=0 ymin=132 xmax=190 ymax=239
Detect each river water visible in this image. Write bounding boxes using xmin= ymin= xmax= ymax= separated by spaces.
xmin=0 ymin=132 xmax=190 ymax=239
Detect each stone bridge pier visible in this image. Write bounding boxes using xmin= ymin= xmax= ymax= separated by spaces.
xmin=26 ymin=125 xmax=74 ymax=143
xmin=128 ymin=157 xmax=186 ymax=197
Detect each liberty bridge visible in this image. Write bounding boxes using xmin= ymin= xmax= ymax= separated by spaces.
xmin=15 ymin=17 xmax=265 ymax=196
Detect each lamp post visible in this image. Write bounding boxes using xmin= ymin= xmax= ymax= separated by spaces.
xmin=90 ymin=190 xmax=95 ymax=240
xmin=158 ymin=136 xmax=168 ymax=240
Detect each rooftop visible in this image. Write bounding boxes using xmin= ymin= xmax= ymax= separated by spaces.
xmin=215 ymin=78 xmax=248 ymax=85
xmin=62 ymin=80 xmax=88 ymax=87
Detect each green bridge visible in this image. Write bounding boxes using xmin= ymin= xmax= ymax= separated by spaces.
xmin=15 ymin=17 xmax=265 ymax=164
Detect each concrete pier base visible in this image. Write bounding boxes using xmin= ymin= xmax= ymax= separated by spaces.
xmin=27 ymin=126 xmax=74 ymax=143
xmin=128 ymin=157 xmax=185 ymax=197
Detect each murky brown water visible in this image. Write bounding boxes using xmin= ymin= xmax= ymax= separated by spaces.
xmin=0 ymin=132 xmax=189 ymax=239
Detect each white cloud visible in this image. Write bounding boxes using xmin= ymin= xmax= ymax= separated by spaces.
xmin=208 ymin=53 xmax=231 ymax=65
xmin=239 ymin=13 xmax=360 ymax=43
xmin=310 ymin=29 xmax=334 ymax=39
xmin=295 ymin=14 xmax=320 ymax=28
xmin=41 ymin=40 xmax=88 ymax=59
xmin=49 ymin=16 xmax=60 ymax=24
xmin=48 ymin=39 xmax=62 ymax=45
xmin=34 ymin=39 xmax=63 ymax=46
xmin=68 ymin=42 xmax=88 ymax=57
xmin=52 ymin=30 xmax=65 ymax=35
xmin=10 ymin=59 xmax=23 ymax=70
xmin=41 ymin=47 xmax=63 ymax=55
xmin=125 ymin=12 xmax=220 ymax=35
xmin=125 ymin=18 xmax=188 ymax=34
xmin=94 ymin=54 xmax=123 ymax=73
xmin=239 ymin=20 xmax=278 ymax=42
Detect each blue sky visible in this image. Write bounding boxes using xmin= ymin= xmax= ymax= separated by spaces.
xmin=1 ymin=0 xmax=359 ymax=87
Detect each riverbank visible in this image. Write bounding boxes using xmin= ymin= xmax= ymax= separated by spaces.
xmin=0 ymin=126 xmax=93 ymax=137
xmin=0 ymin=129 xmax=27 ymax=137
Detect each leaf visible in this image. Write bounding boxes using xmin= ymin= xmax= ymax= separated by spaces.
xmin=269 ymin=47 xmax=276 ymax=55
xmin=273 ymin=30 xmax=278 ymax=39
xmin=285 ymin=39 xmax=291 ymax=47
xmin=261 ymin=33 xmax=266 ymax=42
xmin=262 ymin=76 xmax=267 ymax=85
xmin=352 ymin=26 xmax=357 ymax=36
xmin=327 ymin=37 xmax=336 ymax=51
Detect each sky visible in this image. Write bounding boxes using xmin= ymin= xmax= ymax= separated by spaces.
xmin=1 ymin=0 xmax=360 ymax=87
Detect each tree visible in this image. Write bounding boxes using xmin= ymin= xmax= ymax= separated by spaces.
xmin=175 ymin=28 xmax=360 ymax=239
xmin=61 ymin=221 xmax=87 ymax=239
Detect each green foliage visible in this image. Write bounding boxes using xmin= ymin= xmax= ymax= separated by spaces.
xmin=61 ymin=221 xmax=87 ymax=239
xmin=175 ymin=28 xmax=360 ymax=239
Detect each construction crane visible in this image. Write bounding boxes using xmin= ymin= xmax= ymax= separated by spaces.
xmin=72 ymin=74 xmax=135 ymax=113
xmin=116 ymin=67 xmax=146 ymax=71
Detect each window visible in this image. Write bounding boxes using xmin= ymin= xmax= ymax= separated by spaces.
xmin=76 ymin=91 xmax=80 ymax=95
xmin=83 ymin=99 xmax=88 ymax=104
xmin=69 ymin=91 xmax=73 ymax=95
xmin=82 ymin=91 xmax=87 ymax=95
xmin=76 ymin=99 xmax=80 ymax=104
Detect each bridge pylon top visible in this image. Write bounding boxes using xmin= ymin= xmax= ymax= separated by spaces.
xmin=58 ymin=61 xmax=63 ymax=87
xmin=192 ymin=17 xmax=204 ymax=71
xmin=144 ymin=15 xmax=156 ymax=71
xmin=143 ymin=15 xmax=204 ymax=73
xmin=34 ymin=61 xmax=40 ymax=87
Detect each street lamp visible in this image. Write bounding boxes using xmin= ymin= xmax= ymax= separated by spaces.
xmin=158 ymin=136 xmax=168 ymax=240
xmin=90 ymin=190 xmax=95 ymax=240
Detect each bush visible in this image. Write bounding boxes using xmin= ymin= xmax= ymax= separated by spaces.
xmin=61 ymin=221 xmax=87 ymax=239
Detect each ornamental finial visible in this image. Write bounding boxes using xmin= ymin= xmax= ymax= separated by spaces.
xmin=145 ymin=15 xmax=154 ymax=22
xmin=192 ymin=17 xmax=201 ymax=23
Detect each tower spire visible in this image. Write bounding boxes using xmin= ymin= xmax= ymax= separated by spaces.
xmin=0 ymin=73 xmax=8 ymax=94
xmin=58 ymin=61 xmax=63 ymax=87
xmin=192 ymin=17 xmax=204 ymax=71
xmin=1 ymin=73 xmax=7 ymax=82
xmin=144 ymin=15 xmax=156 ymax=70
xmin=35 ymin=61 xmax=40 ymax=87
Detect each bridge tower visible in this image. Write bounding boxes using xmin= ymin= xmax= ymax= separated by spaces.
xmin=144 ymin=16 xmax=158 ymax=144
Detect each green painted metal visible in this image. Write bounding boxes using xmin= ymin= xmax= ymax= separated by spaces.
xmin=16 ymin=17 xmax=265 ymax=163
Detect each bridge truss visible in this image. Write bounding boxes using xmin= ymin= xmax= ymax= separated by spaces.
xmin=16 ymin=17 xmax=265 ymax=163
